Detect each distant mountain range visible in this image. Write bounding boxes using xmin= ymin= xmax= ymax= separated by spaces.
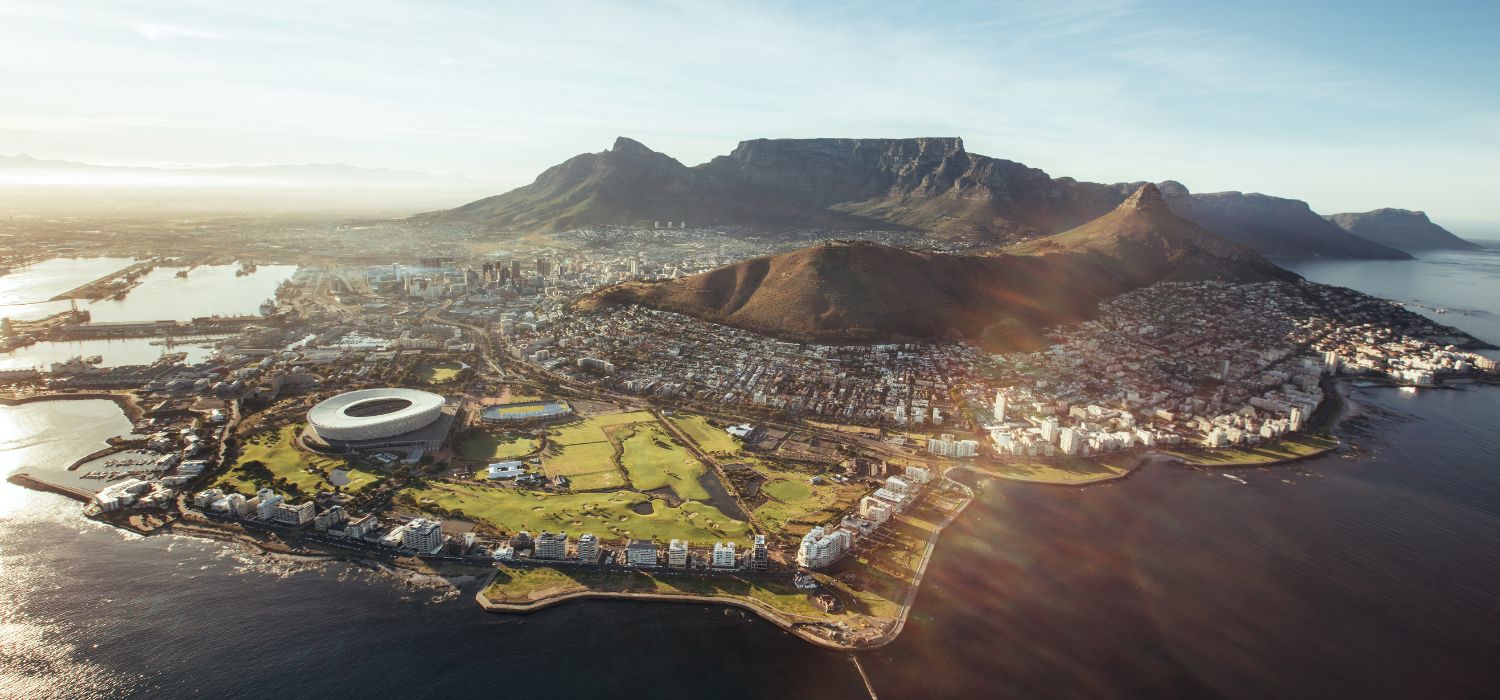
xmin=426 ymin=136 xmax=1477 ymax=259
xmin=1325 ymin=208 xmax=1481 ymax=251
xmin=584 ymin=184 xmax=1298 ymax=350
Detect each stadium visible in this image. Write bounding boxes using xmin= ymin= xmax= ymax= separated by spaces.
xmin=305 ymin=388 xmax=455 ymax=456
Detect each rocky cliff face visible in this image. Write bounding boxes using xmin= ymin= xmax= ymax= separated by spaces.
xmin=1325 ymin=208 xmax=1478 ymax=251
xmin=1157 ymin=181 xmax=1412 ymax=259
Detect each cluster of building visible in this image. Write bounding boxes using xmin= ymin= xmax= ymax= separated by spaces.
xmin=796 ymin=466 xmax=931 ymax=569
xmin=979 ymin=281 xmax=1493 ymax=451
xmin=511 ymin=305 xmax=982 ymax=426
xmin=494 ymin=529 xmax=772 ymax=572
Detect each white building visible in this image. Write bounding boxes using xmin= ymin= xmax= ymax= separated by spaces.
xmin=534 ymin=531 xmax=569 ymax=560
xmin=486 ymin=461 xmax=526 ymax=480
xmin=576 ymin=533 xmax=599 ymax=563
xmin=256 ymin=489 xmax=284 ymax=520
xmin=402 ymin=518 xmax=445 ymax=553
xmin=859 ymin=496 xmax=894 ymax=523
xmin=626 ymin=539 xmax=658 ymax=567
xmin=904 ymin=465 xmax=932 ymax=485
xmin=314 ymin=505 xmax=347 ymax=531
xmin=1059 ymin=427 xmax=1084 ymax=455
xmin=667 ymin=539 xmax=689 ymax=568
xmin=273 ymin=501 xmax=315 ymax=526
xmin=712 ymin=541 xmax=737 ymax=569
xmin=993 ymin=391 xmax=1007 ymax=422
xmin=796 ymin=526 xmax=850 ymax=569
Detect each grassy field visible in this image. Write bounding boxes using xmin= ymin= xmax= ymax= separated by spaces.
xmin=408 ymin=482 xmax=750 ymax=543
xmin=752 ymin=464 xmax=868 ymax=538
xmin=456 ymin=432 xmax=540 ymax=462
xmin=980 ymin=454 xmax=1134 ymax=484
xmin=832 ymin=502 xmax=944 ymax=619
xmin=481 ymin=566 xmax=833 ymax=618
xmin=1165 ymin=433 xmax=1338 ymax=466
xmin=619 ymin=423 xmax=709 ymax=500
xmin=541 ymin=411 xmax=657 ymax=492
xmin=217 ymin=424 xmax=382 ymax=496
xmin=667 ymin=413 xmax=743 ymax=455
xmin=415 ymin=360 xmax=464 ymax=384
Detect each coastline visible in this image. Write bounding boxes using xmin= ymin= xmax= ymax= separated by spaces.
xmin=0 ymin=390 xmax=144 ymax=423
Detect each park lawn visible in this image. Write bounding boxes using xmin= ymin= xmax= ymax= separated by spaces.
xmin=407 ymin=482 xmax=750 ymax=544
xmin=482 ymin=566 xmax=833 ymax=618
xmin=542 ymin=440 xmax=616 ymax=476
xmin=416 ymin=360 xmax=464 ymax=384
xmin=548 ymin=410 xmax=654 ymax=446
xmin=983 ymin=454 xmax=1133 ymax=484
xmin=752 ymin=464 xmax=868 ymax=538
xmin=217 ymin=423 xmax=361 ymax=497
xmin=457 ymin=432 xmax=540 ymax=461
xmin=619 ymin=423 xmax=709 ymax=500
xmin=667 ymin=413 xmax=743 ymax=455
xmin=1165 ymin=434 xmax=1339 ymax=466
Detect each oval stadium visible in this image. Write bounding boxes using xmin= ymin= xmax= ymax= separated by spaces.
xmin=308 ymin=388 xmax=446 ymax=442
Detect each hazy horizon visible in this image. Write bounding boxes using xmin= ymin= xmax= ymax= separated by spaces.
xmin=2 ymin=0 xmax=1497 ymax=221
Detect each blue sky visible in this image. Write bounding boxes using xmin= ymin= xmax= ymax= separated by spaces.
xmin=1 ymin=0 xmax=1496 ymax=220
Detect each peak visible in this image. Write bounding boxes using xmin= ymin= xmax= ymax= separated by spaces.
xmin=1156 ymin=180 xmax=1190 ymax=197
xmin=611 ymin=136 xmax=653 ymax=153
xmin=1120 ymin=183 xmax=1166 ymax=210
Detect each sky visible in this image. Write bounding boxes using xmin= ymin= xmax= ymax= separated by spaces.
xmin=1 ymin=0 xmax=1497 ymax=221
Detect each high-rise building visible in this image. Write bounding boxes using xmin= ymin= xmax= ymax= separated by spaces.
xmin=1040 ymin=417 xmax=1060 ymax=444
xmin=510 ymin=259 xmax=522 ymax=281
xmin=796 ymin=526 xmax=850 ymax=569
xmin=535 ymin=258 xmax=551 ymax=278
xmin=402 ymin=518 xmax=445 ymax=553
xmin=534 ymin=531 xmax=569 ymax=560
xmin=748 ymin=534 xmax=769 ymax=572
xmin=667 ymin=539 xmax=689 ymax=568
xmin=993 ymin=391 xmax=1007 ymax=422
xmin=1059 ymin=427 xmax=1083 ymax=455
xmin=576 ymin=533 xmax=599 ymax=563
xmin=712 ymin=541 xmax=737 ymax=568
xmin=626 ymin=539 xmax=658 ymax=567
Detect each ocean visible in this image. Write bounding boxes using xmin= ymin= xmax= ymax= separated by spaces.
xmin=4 ymin=248 xmax=1500 ymax=699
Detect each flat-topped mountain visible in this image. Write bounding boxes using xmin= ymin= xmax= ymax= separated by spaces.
xmin=427 ymin=136 xmax=1419 ymax=259
xmin=1325 ymin=208 xmax=1479 ymax=251
xmin=584 ymin=185 xmax=1297 ymax=350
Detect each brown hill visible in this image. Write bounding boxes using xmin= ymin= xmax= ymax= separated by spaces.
xmin=584 ymin=185 xmax=1297 ymax=350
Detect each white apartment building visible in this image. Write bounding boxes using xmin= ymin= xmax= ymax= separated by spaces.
xmin=712 ymin=541 xmax=737 ymax=569
xmin=402 ymin=518 xmax=445 ymax=554
xmin=576 ymin=533 xmax=599 ymax=563
xmin=535 ymin=531 xmax=569 ymax=560
xmin=667 ymin=539 xmax=689 ymax=568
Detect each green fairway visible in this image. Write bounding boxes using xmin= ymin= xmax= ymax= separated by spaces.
xmin=406 ymin=482 xmax=749 ymax=544
xmin=667 ymin=413 xmax=743 ymax=455
xmin=540 ymin=411 xmax=657 ymax=492
xmin=457 ymin=432 xmax=540 ymax=461
xmin=619 ymin=423 xmax=709 ymax=500
xmin=761 ymin=478 xmax=813 ymax=502
xmin=217 ymin=424 xmax=383 ymax=498
xmin=752 ymin=464 xmax=868 ymax=537
xmin=549 ymin=411 xmax=655 ymax=445
xmin=415 ymin=360 xmax=464 ymax=384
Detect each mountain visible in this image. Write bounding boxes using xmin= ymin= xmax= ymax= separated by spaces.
xmin=1012 ymin=183 xmax=1298 ymax=283
xmin=423 ymin=137 xmax=878 ymax=231
xmin=1325 ymin=208 xmax=1480 ymax=251
xmin=584 ymin=185 xmax=1296 ymax=351
xmin=1156 ymin=181 xmax=1412 ymax=260
xmin=429 ymin=136 xmax=1425 ymax=260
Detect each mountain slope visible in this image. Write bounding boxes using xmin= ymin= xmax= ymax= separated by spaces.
xmin=427 ymin=136 xmax=1426 ymax=260
xmin=1325 ymin=209 xmax=1479 ymax=251
xmin=585 ymin=185 xmax=1296 ymax=350
xmin=1156 ymin=181 xmax=1412 ymax=260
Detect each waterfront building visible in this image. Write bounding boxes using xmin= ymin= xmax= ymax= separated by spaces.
xmin=534 ymin=531 xmax=569 ymax=560
xmin=859 ymin=496 xmax=893 ymax=523
xmin=315 ymin=505 xmax=347 ymax=531
xmin=749 ymin=534 xmax=769 ymax=572
xmin=256 ymin=489 xmax=284 ymax=520
xmin=576 ymin=533 xmax=599 ymax=563
xmin=796 ymin=526 xmax=850 ymax=569
xmin=712 ymin=541 xmax=737 ymax=569
xmin=626 ymin=539 xmax=658 ymax=567
xmin=668 ymin=539 xmax=689 ymax=568
xmin=345 ymin=514 xmax=378 ymax=539
xmin=402 ymin=518 xmax=445 ymax=554
xmin=904 ymin=465 xmax=932 ymax=485
xmin=1059 ymin=427 xmax=1083 ymax=455
xmin=273 ymin=501 xmax=315 ymax=526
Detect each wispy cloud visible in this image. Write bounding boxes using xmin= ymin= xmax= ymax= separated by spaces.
xmin=131 ymin=21 xmax=223 ymax=41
